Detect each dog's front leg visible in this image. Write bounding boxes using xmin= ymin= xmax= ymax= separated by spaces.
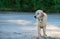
xmin=43 ymin=26 xmax=47 ymax=37
xmin=38 ymin=26 xmax=41 ymax=39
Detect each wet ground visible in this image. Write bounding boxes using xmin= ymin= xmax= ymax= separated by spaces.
xmin=0 ymin=12 xmax=60 ymax=39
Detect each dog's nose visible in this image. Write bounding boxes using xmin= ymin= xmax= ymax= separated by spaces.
xmin=34 ymin=16 xmax=36 ymax=18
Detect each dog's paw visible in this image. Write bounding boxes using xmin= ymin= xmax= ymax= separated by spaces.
xmin=36 ymin=37 xmax=39 ymax=39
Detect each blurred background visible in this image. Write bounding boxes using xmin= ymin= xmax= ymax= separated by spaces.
xmin=0 ymin=0 xmax=60 ymax=39
xmin=0 ymin=0 xmax=60 ymax=12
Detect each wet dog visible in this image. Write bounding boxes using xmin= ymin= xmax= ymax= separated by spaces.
xmin=34 ymin=10 xmax=47 ymax=39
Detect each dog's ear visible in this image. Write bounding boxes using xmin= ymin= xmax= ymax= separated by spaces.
xmin=41 ymin=13 xmax=44 ymax=17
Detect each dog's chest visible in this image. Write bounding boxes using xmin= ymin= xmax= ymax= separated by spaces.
xmin=38 ymin=17 xmax=44 ymax=28
xmin=38 ymin=17 xmax=43 ymax=23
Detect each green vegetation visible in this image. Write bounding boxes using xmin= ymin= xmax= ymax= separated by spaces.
xmin=0 ymin=0 xmax=60 ymax=12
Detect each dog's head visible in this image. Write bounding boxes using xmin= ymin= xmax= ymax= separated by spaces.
xmin=34 ymin=10 xmax=44 ymax=19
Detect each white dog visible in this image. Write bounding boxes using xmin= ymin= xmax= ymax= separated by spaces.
xmin=34 ymin=10 xmax=47 ymax=39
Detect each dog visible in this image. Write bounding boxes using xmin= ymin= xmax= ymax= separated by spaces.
xmin=34 ymin=10 xmax=47 ymax=39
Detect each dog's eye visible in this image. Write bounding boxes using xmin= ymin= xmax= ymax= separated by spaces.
xmin=37 ymin=13 xmax=39 ymax=15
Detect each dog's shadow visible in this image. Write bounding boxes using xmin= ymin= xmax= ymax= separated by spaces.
xmin=36 ymin=36 xmax=46 ymax=39
xmin=36 ymin=36 xmax=60 ymax=39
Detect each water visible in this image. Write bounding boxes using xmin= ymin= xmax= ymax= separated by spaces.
xmin=48 ymin=14 xmax=60 ymax=27
xmin=0 ymin=12 xmax=60 ymax=39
